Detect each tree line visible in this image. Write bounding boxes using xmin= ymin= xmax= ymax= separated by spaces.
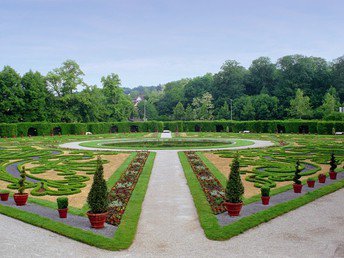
xmin=1 ymin=54 xmax=344 ymax=123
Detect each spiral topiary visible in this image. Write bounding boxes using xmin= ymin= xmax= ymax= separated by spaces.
xmin=330 ymin=152 xmax=337 ymax=172
xmin=18 ymin=166 xmax=27 ymax=194
xmin=293 ymin=160 xmax=302 ymax=185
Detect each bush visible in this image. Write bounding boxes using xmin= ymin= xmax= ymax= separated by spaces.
xmin=293 ymin=160 xmax=302 ymax=185
xmin=87 ymin=156 xmax=108 ymax=214
xmin=57 ymin=197 xmax=68 ymax=209
xmin=225 ymin=155 xmax=244 ymax=203
xmin=330 ymin=152 xmax=337 ymax=172
xmin=307 ymin=177 xmax=315 ymax=181
xmin=18 ymin=167 xmax=27 ymax=194
xmin=260 ymin=186 xmax=270 ymax=197
xmin=0 ymin=190 xmax=10 ymax=194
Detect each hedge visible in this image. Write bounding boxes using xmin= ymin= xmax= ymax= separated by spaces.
xmin=0 ymin=120 xmax=343 ymax=137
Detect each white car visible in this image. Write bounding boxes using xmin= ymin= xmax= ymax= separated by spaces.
xmin=163 ymin=130 xmax=171 ymax=133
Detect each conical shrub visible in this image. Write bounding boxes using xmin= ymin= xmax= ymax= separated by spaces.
xmin=225 ymin=154 xmax=244 ymax=203
xmin=293 ymin=160 xmax=302 ymax=185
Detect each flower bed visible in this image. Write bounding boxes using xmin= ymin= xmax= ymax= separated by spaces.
xmin=107 ymin=151 xmax=149 ymax=225
xmin=185 ymin=151 xmax=226 ymax=214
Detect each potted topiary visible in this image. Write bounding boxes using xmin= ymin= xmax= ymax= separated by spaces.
xmin=261 ymin=186 xmax=270 ymax=205
xmin=0 ymin=190 xmax=10 ymax=201
xmin=57 ymin=197 xmax=68 ymax=218
xmin=223 ymin=155 xmax=244 ymax=216
xmin=307 ymin=177 xmax=315 ymax=188
xmin=87 ymin=156 xmax=109 ymax=229
xmin=293 ymin=160 xmax=303 ymax=193
xmin=13 ymin=167 xmax=29 ymax=206
xmin=329 ymin=152 xmax=337 ymax=180
xmin=318 ymin=173 xmax=326 ymax=183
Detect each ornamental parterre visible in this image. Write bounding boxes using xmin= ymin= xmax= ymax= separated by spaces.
xmin=107 ymin=151 xmax=149 ymax=226
xmin=185 ymin=151 xmax=226 ymax=214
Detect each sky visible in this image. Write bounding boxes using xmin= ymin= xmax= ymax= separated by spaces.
xmin=1 ymin=0 xmax=344 ymax=88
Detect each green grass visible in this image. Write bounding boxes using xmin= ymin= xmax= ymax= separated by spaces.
xmin=0 ymin=152 xmax=156 ymax=251
xmin=179 ymin=151 xmax=344 ymax=240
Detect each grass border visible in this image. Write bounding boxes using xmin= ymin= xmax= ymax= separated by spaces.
xmin=0 ymin=152 xmax=156 ymax=251
xmin=179 ymin=151 xmax=344 ymax=240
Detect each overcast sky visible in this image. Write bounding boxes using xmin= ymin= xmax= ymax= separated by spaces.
xmin=1 ymin=0 xmax=343 ymax=88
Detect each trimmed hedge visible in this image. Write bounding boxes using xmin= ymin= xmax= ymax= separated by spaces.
xmin=0 ymin=120 xmax=343 ymax=137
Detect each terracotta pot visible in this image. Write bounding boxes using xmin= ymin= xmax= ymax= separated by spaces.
xmin=307 ymin=180 xmax=315 ymax=188
xmin=58 ymin=208 xmax=68 ymax=218
xmin=329 ymin=171 xmax=337 ymax=180
xmin=293 ymin=184 xmax=303 ymax=193
xmin=0 ymin=192 xmax=9 ymax=201
xmin=13 ymin=193 xmax=29 ymax=206
xmin=318 ymin=174 xmax=326 ymax=183
xmin=261 ymin=196 xmax=270 ymax=205
xmin=223 ymin=202 xmax=243 ymax=216
xmin=87 ymin=211 xmax=109 ymax=229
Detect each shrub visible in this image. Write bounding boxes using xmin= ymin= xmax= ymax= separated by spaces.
xmin=87 ymin=156 xmax=109 ymax=214
xmin=225 ymin=155 xmax=244 ymax=203
xmin=307 ymin=177 xmax=315 ymax=182
xmin=0 ymin=190 xmax=10 ymax=194
xmin=57 ymin=197 xmax=68 ymax=209
xmin=260 ymin=186 xmax=270 ymax=197
xmin=330 ymin=152 xmax=337 ymax=172
xmin=293 ymin=160 xmax=302 ymax=185
xmin=18 ymin=167 xmax=27 ymax=194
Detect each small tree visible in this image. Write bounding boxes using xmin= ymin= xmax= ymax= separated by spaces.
xmin=293 ymin=160 xmax=302 ymax=185
xmin=18 ymin=166 xmax=27 ymax=194
xmin=87 ymin=157 xmax=108 ymax=214
xmin=330 ymin=152 xmax=337 ymax=172
xmin=225 ymin=155 xmax=244 ymax=203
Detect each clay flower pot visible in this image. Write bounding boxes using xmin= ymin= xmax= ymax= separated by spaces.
xmin=307 ymin=180 xmax=315 ymax=188
xmin=13 ymin=193 xmax=29 ymax=206
xmin=329 ymin=171 xmax=337 ymax=180
xmin=223 ymin=202 xmax=243 ymax=216
xmin=293 ymin=183 xmax=303 ymax=193
xmin=87 ymin=211 xmax=109 ymax=229
xmin=57 ymin=208 xmax=68 ymax=218
xmin=0 ymin=192 xmax=10 ymax=201
xmin=261 ymin=196 xmax=270 ymax=205
xmin=318 ymin=174 xmax=326 ymax=183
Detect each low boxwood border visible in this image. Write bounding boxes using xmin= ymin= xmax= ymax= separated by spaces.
xmin=179 ymin=151 xmax=344 ymax=240
xmin=0 ymin=152 xmax=156 ymax=250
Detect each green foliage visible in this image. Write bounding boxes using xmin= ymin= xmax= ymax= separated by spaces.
xmin=0 ymin=190 xmax=10 ymax=194
xmin=57 ymin=197 xmax=69 ymax=209
xmin=18 ymin=166 xmax=27 ymax=194
xmin=225 ymin=155 xmax=244 ymax=203
xmin=330 ymin=152 xmax=337 ymax=171
xmin=260 ymin=186 xmax=270 ymax=197
xmin=87 ymin=157 xmax=108 ymax=214
xmin=293 ymin=160 xmax=302 ymax=185
xmin=173 ymin=102 xmax=186 ymax=120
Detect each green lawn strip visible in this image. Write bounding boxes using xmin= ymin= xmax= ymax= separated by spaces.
xmin=179 ymin=151 xmax=344 ymax=240
xmin=0 ymin=152 xmax=156 ymax=251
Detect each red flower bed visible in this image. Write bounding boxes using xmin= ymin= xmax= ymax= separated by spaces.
xmin=107 ymin=151 xmax=149 ymax=226
xmin=185 ymin=151 xmax=226 ymax=214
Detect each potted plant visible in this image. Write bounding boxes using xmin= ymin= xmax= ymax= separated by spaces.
xmin=0 ymin=190 xmax=10 ymax=201
xmin=223 ymin=155 xmax=244 ymax=216
xmin=329 ymin=152 xmax=337 ymax=180
xmin=261 ymin=186 xmax=270 ymax=205
xmin=293 ymin=160 xmax=303 ymax=193
xmin=318 ymin=173 xmax=326 ymax=183
xmin=57 ymin=197 xmax=68 ymax=218
xmin=87 ymin=156 xmax=109 ymax=229
xmin=307 ymin=177 xmax=315 ymax=188
xmin=13 ymin=167 xmax=29 ymax=206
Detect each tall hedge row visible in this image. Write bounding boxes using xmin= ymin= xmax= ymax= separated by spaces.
xmin=0 ymin=120 xmax=343 ymax=137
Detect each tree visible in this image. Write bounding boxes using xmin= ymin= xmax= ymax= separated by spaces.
xmin=241 ymin=97 xmax=255 ymax=120
xmin=184 ymin=104 xmax=195 ymax=120
xmin=184 ymin=73 xmax=213 ymax=105
xmin=289 ymin=89 xmax=313 ymax=119
xmin=87 ymin=157 xmax=108 ymax=214
xmin=192 ymin=92 xmax=214 ymax=120
xmin=137 ymin=100 xmax=159 ymax=120
xmin=225 ymin=155 xmax=244 ymax=203
xmin=0 ymin=66 xmax=24 ymax=122
xmin=21 ymin=71 xmax=48 ymax=121
xmin=216 ymin=101 xmax=230 ymax=120
xmin=252 ymin=94 xmax=278 ymax=120
xmin=332 ymin=56 xmax=344 ymax=103
xmin=318 ymin=87 xmax=340 ymax=118
xmin=173 ymin=102 xmax=186 ymax=120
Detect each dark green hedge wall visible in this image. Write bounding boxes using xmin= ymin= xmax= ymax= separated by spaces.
xmin=0 ymin=120 xmax=343 ymax=137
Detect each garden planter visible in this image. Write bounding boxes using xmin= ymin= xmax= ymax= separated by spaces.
xmin=87 ymin=211 xmax=108 ymax=229
xmin=13 ymin=193 xmax=29 ymax=206
xmin=307 ymin=180 xmax=315 ymax=188
xmin=293 ymin=184 xmax=303 ymax=193
xmin=318 ymin=174 xmax=326 ymax=183
xmin=223 ymin=202 xmax=243 ymax=216
xmin=261 ymin=196 xmax=270 ymax=205
xmin=57 ymin=208 xmax=68 ymax=218
xmin=329 ymin=171 xmax=337 ymax=180
xmin=0 ymin=192 xmax=9 ymax=201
